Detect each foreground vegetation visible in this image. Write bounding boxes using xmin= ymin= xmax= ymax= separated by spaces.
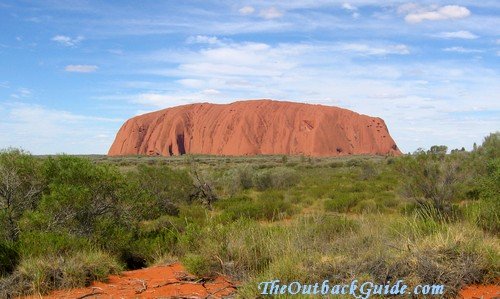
xmin=0 ymin=133 xmax=498 ymax=298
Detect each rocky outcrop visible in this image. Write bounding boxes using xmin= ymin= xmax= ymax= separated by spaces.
xmin=108 ymin=99 xmax=401 ymax=157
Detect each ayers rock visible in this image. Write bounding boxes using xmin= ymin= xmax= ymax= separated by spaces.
xmin=108 ymin=99 xmax=401 ymax=157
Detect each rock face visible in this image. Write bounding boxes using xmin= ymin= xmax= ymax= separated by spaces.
xmin=108 ymin=100 xmax=401 ymax=157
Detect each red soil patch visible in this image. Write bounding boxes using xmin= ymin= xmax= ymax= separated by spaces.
xmin=33 ymin=263 xmax=237 ymax=298
xmin=459 ymin=284 xmax=500 ymax=299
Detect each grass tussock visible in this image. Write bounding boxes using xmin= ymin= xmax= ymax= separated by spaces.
xmin=0 ymin=250 xmax=122 ymax=297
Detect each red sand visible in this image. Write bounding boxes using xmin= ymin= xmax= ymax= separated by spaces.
xmin=108 ymin=99 xmax=401 ymax=157
xmin=32 ymin=263 xmax=237 ymax=298
xmin=459 ymin=284 xmax=500 ymax=299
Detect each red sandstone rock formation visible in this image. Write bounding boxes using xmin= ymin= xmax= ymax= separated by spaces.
xmin=108 ymin=99 xmax=401 ymax=157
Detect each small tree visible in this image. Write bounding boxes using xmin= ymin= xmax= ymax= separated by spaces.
xmin=396 ymin=150 xmax=465 ymax=215
xmin=0 ymin=149 xmax=43 ymax=241
xmin=125 ymin=164 xmax=194 ymax=218
xmin=476 ymin=132 xmax=499 ymax=159
xmin=38 ymin=156 xmax=124 ymax=237
xmin=428 ymin=145 xmax=448 ymax=155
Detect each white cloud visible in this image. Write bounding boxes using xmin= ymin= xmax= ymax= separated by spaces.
xmin=187 ymin=35 xmax=220 ymax=44
xmin=177 ymin=79 xmax=205 ymax=88
xmin=342 ymin=3 xmax=357 ymax=11
xmin=202 ymin=89 xmax=220 ymax=95
xmin=259 ymin=7 xmax=283 ymax=19
xmin=341 ymin=3 xmax=359 ymax=18
xmin=433 ymin=31 xmax=478 ymax=39
xmin=239 ymin=6 xmax=255 ymax=15
xmin=443 ymin=46 xmax=483 ymax=53
xmin=51 ymin=35 xmax=84 ymax=46
xmin=11 ymin=88 xmax=32 ymax=99
xmin=65 ymin=65 xmax=98 ymax=73
xmin=403 ymin=5 xmax=471 ymax=23
xmin=338 ymin=43 xmax=410 ymax=55
xmin=134 ymin=39 xmax=499 ymax=152
xmin=0 ymin=102 xmax=121 ymax=154
xmin=134 ymin=92 xmax=215 ymax=108
xmin=397 ymin=3 xmax=419 ymax=14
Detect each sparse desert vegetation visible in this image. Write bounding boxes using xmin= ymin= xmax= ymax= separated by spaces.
xmin=0 ymin=133 xmax=498 ymax=298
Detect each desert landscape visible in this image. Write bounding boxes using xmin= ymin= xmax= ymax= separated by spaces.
xmin=1 ymin=1 xmax=499 ymax=299
xmin=0 ymin=120 xmax=499 ymax=298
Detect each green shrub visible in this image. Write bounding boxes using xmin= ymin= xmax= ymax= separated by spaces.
xmin=17 ymin=231 xmax=91 ymax=257
xmin=220 ymin=193 xmax=294 ymax=222
xmin=395 ymin=151 xmax=466 ymax=215
xmin=220 ymin=165 xmax=255 ymax=195
xmin=328 ymin=161 xmax=345 ymax=168
xmin=182 ymin=253 xmax=215 ymax=277
xmin=346 ymin=158 xmax=364 ymax=167
xmin=0 ymin=149 xmax=44 ymax=242
xmin=0 ymin=241 xmax=18 ymax=276
xmin=252 ymin=170 xmax=272 ymax=190
xmin=324 ymin=194 xmax=360 ymax=213
xmin=178 ymin=204 xmax=208 ymax=226
xmin=268 ymin=167 xmax=299 ymax=189
xmin=40 ymin=156 xmax=126 ymax=237
xmin=463 ymin=200 xmax=500 ymax=235
xmin=125 ymin=164 xmax=194 ymax=218
xmin=256 ymin=191 xmax=294 ymax=220
xmin=252 ymin=167 xmax=299 ymax=191
xmin=219 ymin=197 xmax=262 ymax=221
xmin=359 ymin=160 xmax=379 ymax=180
xmin=129 ymin=230 xmax=179 ymax=266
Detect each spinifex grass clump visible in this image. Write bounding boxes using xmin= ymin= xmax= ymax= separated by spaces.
xmin=0 ymin=250 xmax=122 ymax=297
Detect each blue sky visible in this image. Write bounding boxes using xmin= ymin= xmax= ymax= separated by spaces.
xmin=0 ymin=0 xmax=499 ymax=154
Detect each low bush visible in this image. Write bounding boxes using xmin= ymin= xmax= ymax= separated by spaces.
xmin=328 ymin=161 xmax=345 ymax=168
xmin=125 ymin=164 xmax=194 ymax=218
xmin=0 ymin=250 xmax=122 ymax=297
xmin=359 ymin=160 xmax=380 ymax=180
xmin=17 ymin=231 xmax=91 ymax=257
xmin=395 ymin=151 xmax=466 ymax=216
xmin=0 ymin=241 xmax=18 ymax=276
xmin=324 ymin=194 xmax=360 ymax=213
xmin=223 ymin=165 xmax=255 ymax=194
xmin=268 ymin=167 xmax=300 ymax=189
xmin=182 ymin=253 xmax=217 ymax=277
xmin=219 ymin=192 xmax=295 ymax=222
xmin=256 ymin=191 xmax=295 ymax=220
xmin=219 ymin=196 xmax=262 ymax=221
xmin=252 ymin=167 xmax=299 ymax=191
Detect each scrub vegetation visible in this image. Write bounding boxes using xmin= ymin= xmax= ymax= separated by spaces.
xmin=0 ymin=133 xmax=498 ymax=298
